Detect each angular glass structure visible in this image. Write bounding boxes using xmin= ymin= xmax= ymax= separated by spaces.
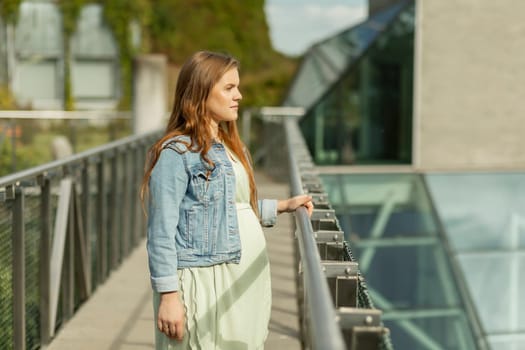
xmin=321 ymin=173 xmax=480 ymax=349
xmin=286 ymin=1 xmax=414 ymax=165
xmin=427 ymin=173 xmax=525 ymax=349
xmin=286 ymin=1 xmax=525 ymax=349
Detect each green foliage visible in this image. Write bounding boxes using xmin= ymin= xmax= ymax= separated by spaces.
xmin=148 ymin=0 xmax=298 ymax=107
xmin=59 ymin=0 xmax=86 ymax=37
xmin=59 ymin=0 xmax=87 ymax=110
xmin=0 ymin=136 xmax=46 ymax=176
xmin=0 ymin=85 xmax=18 ymax=109
xmin=58 ymin=0 xmax=153 ymax=110
xmin=100 ymin=0 xmax=151 ymax=109
xmin=0 ymin=0 xmax=21 ymax=23
xmin=5 ymin=0 xmax=296 ymax=110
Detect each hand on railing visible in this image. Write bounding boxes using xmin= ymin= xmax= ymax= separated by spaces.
xmin=277 ymin=194 xmax=314 ymax=216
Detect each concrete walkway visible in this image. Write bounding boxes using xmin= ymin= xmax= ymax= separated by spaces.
xmin=47 ymin=171 xmax=301 ymax=350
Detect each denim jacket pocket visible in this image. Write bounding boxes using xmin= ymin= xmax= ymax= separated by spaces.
xmin=190 ymin=164 xmax=223 ymax=202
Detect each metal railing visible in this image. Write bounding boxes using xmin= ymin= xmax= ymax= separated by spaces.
xmin=285 ymin=117 xmax=346 ymax=349
xmin=283 ymin=115 xmax=393 ymax=349
xmin=0 ymin=110 xmax=132 ymax=174
xmin=0 ymin=130 xmax=159 ymax=350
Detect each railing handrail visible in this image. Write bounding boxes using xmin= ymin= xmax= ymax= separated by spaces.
xmin=0 ymin=110 xmax=131 ymax=120
xmin=0 ymin=130 xmax=160 ymax=188
xmin=285 ymin=117 xmax=346 ymax=350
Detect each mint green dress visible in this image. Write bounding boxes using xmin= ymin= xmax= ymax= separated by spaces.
xmin=154 ymin=149 xmax=272 ymax=350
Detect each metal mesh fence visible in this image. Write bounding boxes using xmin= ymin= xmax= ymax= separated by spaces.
xmin=25 ymin=189 xmax=42 ymax=350
xmin=0 ymin=202 xmax=13 ymax=350
xmin=0 ymin=131 xmax=159 ymax=349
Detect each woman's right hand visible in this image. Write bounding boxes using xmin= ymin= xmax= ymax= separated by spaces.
xmin=157 ymin=291 xmax=185 ymax=340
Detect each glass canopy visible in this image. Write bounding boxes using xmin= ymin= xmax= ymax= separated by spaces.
xmin=427 ymin=172 xmax=525 ymax=349
xmin=321 ymin=172 xmax=479 ymax=349
xmin=292 ymin=1 xmax=414 ymax=165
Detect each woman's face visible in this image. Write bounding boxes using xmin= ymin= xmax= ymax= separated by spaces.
xmin=206 ymin=68 xmax=242 ymax=126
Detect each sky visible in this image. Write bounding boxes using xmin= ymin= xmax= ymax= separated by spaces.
xmin=264 ymin=0 xmax=368 ymax=56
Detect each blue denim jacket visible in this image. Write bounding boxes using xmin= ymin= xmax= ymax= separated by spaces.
xmin=147 ymin=136 xmax=278 ymax=293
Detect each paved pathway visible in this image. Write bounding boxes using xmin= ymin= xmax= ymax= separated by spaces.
xmin=47 ymin=171 xmax=301 ymax=350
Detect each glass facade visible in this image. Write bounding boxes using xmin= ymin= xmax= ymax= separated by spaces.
xmin=288 ymin=1 xmax=524 ymax=348
xmin=321 ymin=173 xmax=479 ymax=349
xmin=427 ymin=173 xmax=525 ymax=349
xmin=297 ymin=2 xmax=414 ymax=165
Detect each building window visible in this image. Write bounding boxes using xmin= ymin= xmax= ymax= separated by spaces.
xmin=71 ymin=4 xmax=119 ymax=110
xmin=13 ymin=1 xmax=63 ymax=109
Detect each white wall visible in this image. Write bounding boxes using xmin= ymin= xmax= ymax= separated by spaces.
xmin=413 ymin=1 xmax=525 ymax=170
xmin=133 ymin=54 xmax=168 ymax=134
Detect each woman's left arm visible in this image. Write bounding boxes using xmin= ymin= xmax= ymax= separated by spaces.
xmin=277 ymin=194 xmax=314 ymax=216
xmin=257 ymin=195 xmax=314 ymax=227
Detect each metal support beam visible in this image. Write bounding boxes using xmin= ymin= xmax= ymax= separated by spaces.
xmin=49 ymin=178 xmax=72 ymax=336
xmin=359 ymin=190 xmax=397 ymax=271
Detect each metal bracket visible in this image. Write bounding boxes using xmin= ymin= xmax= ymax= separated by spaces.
xmin=322 ymin=262 xmax=359 ymax=308
xmin=311 ymin=208 xmax=336 ymax=221
xmin=318 ymin=241 xmax=346 ymax=261
xmin=322 ymin=261 xmax=359 ymax=277
xmin=303 ymin=181 xmax=324 ymax=193
xmin=337 ymin=307 xmax=382 ymax=328
xmin=314 ymin=230 xmax=344 ymax=243
xmin=5 ymin=183 xmax=19 ymax=200
xmin=311 ymin=218 xmax=339 ymax=231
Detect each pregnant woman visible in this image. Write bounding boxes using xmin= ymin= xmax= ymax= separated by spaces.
xmin=141 ymin=50 xmax=313 ymax=349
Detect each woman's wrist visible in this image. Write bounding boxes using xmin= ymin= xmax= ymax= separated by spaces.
xmin=160 ymin=291 xmax=179 ymax=300
xmin=277 ymin=199 xmax=288 ymax=214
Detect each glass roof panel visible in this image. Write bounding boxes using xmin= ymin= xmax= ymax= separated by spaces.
xmin=427 ymin=172 xmax=525 ymax=347
xmin=321 ymin=172 xmax=478 ymax=349
xmin=284 ymin=1 xmax=410 ymax=110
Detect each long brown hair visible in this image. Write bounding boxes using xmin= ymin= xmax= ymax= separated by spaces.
xmin=140 ymin=51 xmax=258 ymax=215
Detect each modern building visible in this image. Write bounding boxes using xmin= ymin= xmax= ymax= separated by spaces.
xmin=0 ymin=0 xmax=121 ymax=110
xmin=284 ymin=0 xmax=525 ymax=348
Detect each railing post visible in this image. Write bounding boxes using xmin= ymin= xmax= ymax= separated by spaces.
xmin=39 ymin=175 xmax=51 ymax=345
xmin=121 ymin=149 xmax=131 ymax=256
xmin=97 ymin=156 xmax=108 ymax=281
xmin=109 ymin=151 xmax=120 ymax=269
xmin=11 ymin=185 xmax=26 ymax=350
xmin=131 ymin=145 xmax=140 ymax=246
xmin=135 ymin=143 xmax=146 ymax=240
xmin=81 ymin=160 xmax=92 ymax=294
